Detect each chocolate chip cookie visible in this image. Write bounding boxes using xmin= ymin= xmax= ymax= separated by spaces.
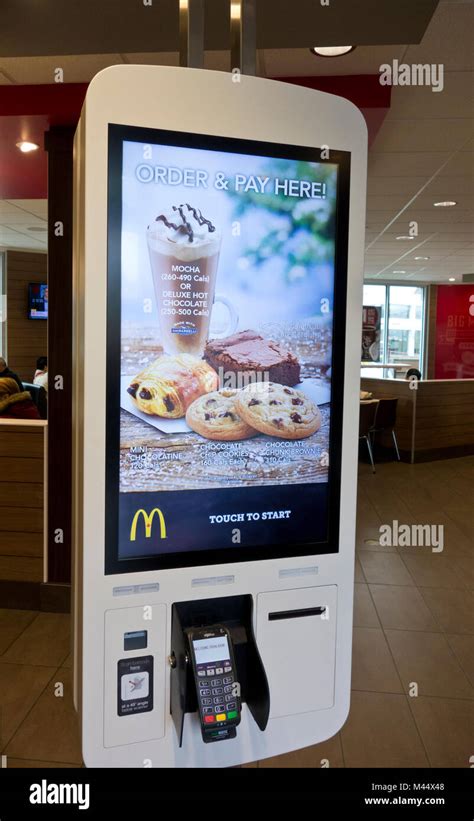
xmin=186 ymin=389 xmax=258 ymax=441
xmin=235 ymin=382 xmax=321 ymax=439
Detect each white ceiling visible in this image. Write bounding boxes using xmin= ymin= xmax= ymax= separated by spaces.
xmin=0 ymin=200 xmax=47 ymax=252
xmin=1 ymin=0 xmax=472 ymax=283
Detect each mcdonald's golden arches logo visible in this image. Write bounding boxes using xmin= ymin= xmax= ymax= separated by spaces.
xmin=130 ymin=508 xmax=167 ymax=541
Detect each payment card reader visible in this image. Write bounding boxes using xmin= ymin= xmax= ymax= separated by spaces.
xmin=187 ymin=625 xmax=242 ymax=743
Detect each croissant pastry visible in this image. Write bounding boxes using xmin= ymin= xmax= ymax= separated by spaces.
xmin=127 ymin=354 xmax=218 ymax=418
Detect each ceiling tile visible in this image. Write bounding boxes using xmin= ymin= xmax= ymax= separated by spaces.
xmin=264 ymin=45 xmax=407 ymax=78
xmin=386 ymin=71 xmax=474 ymax=120
xmin=404 ymin=2 xmax=474 ymax=71
xmin=371 ymin=117 xmax=474 ymax=152
xmin=368 ymin=152 xmax=451 ymax=177
xmin=0 ymin=54 xmax=125 ymax=84
xmin=124 ymin=52 xmax=179 ymax=67
xmin=7 ymin=199 xmax=48 ymax=218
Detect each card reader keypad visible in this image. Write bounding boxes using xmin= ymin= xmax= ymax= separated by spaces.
xmin=198 ymin=663 xmax=238 ymax=725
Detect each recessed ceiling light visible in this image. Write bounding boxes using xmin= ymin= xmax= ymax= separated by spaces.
xmin=396 ymin=236 xmax=415 ymax=240
xmin=310 ymin=46 xmax=355 ymax=57
xmin=16 ymin=141 xmax=40 ymax=153
xmin=433 ymin=201 xmax=457 ymax=207
xmin=393 ymin=270 xmax=406 ymax=274
xmin=414 ymin=256 xmax=430 ymax=260
xmin=448 ymin=277 xmax=456 ymax=282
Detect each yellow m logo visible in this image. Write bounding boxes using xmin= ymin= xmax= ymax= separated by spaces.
xmin=130 ymin=508 xmax=167 ymax=541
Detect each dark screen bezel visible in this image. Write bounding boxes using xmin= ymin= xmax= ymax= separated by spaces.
xmin=105 ymin=123 xmax=350 ymax=575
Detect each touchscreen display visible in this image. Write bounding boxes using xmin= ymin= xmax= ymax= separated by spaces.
xmin=106 ymin=125 xmax=349 ymax=571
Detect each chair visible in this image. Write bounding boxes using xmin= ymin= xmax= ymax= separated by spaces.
xmin=23 ymin=381 xmax=48 ymax=420
xmin=370 ymin=397 xmax=400 ymax=461
xmin=359 ymin=400 xmax=378 ymax=473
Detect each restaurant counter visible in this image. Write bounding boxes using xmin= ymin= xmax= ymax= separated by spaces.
xmin=360 ymin=377 xmax=474 ymax=463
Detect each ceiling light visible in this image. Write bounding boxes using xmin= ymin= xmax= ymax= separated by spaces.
xmin=392 ymin=270 xmax=406 ymax=274
xmin=396 ymin=236 xmax=415 ymax=240
xmin=16 ymin=141 xmax=40 ymax=153
xmin=414 ymin=256 xmax=430 ymax=260
xmin=448 ymin=277 xmax=456 ymax=282
xmin=433 ymin=201 xmax=457 ymax=207
xmin=310 ymin=46 xmax=355 ymax=57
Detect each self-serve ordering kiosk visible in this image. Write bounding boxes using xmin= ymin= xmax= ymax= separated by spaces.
xmin=72 ymin=65 xmax=367 ymax=767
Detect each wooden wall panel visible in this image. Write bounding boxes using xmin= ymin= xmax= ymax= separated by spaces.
xmin=5 ymin=250 xmax=47 ymax=382
xmin=0 ymin=423 xmax=45 ymax=581
xmin=360 ymin=376 xmax=474 ymax=461
xmin=414 ymin=379 xmax=474 ymax=450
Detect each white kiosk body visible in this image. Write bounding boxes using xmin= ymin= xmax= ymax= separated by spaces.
xmin=73 ymin=65 xmax=367 ymax=767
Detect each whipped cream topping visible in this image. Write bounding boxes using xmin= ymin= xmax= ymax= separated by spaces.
xmin=150 ymin=204 xmax=218 ymax=244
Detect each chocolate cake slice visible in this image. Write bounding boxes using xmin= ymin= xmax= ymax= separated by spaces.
xmin=204 ymin=330 xmax=300 ymax=387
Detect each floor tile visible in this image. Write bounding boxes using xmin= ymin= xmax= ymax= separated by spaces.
xmin=359 ymin=552 xmax=414 ymax=586
xmin=351 ymin=628 xmax=402 ymax=693
xmin=401 ymin=555 xmax=468 ymax=590
xmin=2 ymin=613 xmax=71 ymax=667
xmin=0 ymin=663 xmax=56 ymax=749
xmin=369 ymin=585 xmax=440 ymax=632
xmin=341 ymin=692 xmax=429 ymax=768
xmin=354 ymin=557 xmax=365 ymax=583
xmin=259 ymin=733 xmax=344 ymax=768
xmin=353 ymin=584 xmax=380 ymax=628
xmin=441 ymin=506 xmax=473 ymax=540
xmin=0 ymin=610 xmax=37 ymax=655
xmin=409 ymin=697 xmax=474 ymax=768
xmin=450 ymin=554 xmax=474 ymax=591
xmin=385 ymin=630 xmax=474 ymax=699
xmin=5 ymin=667 xmax=82 ymax=764
xmin=447 ymin=634 xmax=474 ymax=686
xmin=420 ymin=588 xmax=474 ymax=634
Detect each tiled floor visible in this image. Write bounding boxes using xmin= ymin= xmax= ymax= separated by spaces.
xmin=1 ymin=456 xmax=473 ymax=768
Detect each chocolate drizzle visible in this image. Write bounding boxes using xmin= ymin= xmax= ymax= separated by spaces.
xmin=185 ymin=203 xmax=216 ymax=234
xmin=154 ymin=203 xmax=216 ymax=243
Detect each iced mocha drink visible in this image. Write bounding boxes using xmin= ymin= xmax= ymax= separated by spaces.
xmin=147 ymin=204 xmax=222 ymax=357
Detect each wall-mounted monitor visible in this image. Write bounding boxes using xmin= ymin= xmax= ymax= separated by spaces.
xmin=105 ymin=124 xmax=350 ymax=574
xmin=28 ymin=282 xmax=48 ymax=320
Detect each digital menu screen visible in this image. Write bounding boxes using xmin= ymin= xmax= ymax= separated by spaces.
xmin=28 ymin=283 xmax=48 ymax=320
xmin=106 ymin=125 xmax=349 ymax=573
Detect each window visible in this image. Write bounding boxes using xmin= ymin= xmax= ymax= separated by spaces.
xmin=389 ymin=304 xmax=410 ymax=320
xmin=362 ymin=283 xmax=426 ymax=375
xmin=387 ymin=286 xmax=424 ymax=369
xmin=362 ymin=283 xmax=385 ymax=362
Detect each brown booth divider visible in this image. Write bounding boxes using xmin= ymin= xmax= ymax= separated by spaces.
xmin=360 ymin=377 xmax=474 ymax=463
xmin=0 ymin=420 xmax=47 ymax=588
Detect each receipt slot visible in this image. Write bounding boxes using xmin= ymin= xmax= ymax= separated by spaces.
xmin=72 ymin=65 xmax=367 ymax=767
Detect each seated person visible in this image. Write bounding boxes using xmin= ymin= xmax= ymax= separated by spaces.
xmin=0 ymin=356 xmax=23 ymax=391
xmin=33 ymin=356 xmax=48 ymax=392
xmin=0 ymin=378 xmax=40 ymax=419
